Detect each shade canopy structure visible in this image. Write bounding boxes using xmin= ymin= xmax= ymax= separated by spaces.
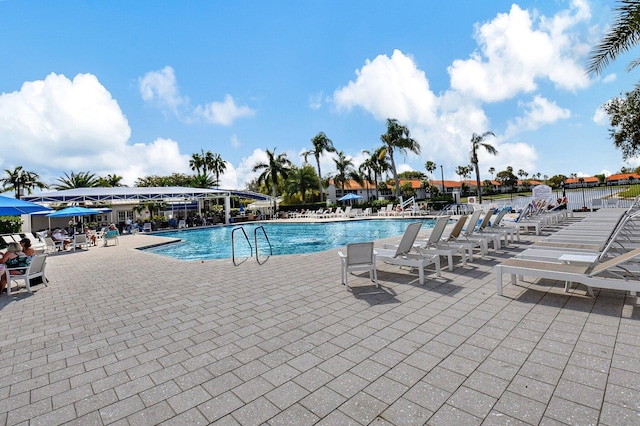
xmin=0 ymin=196 xmax=46 ymax=216
xmin=46 ymin=206 xmax=103 ymax=218
xmin=24 ymin=187 xmax=273 ymax=225
xmin=338 ymin=193 xmax=363 ymax=202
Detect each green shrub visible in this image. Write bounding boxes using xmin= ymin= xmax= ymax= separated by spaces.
xmin=0 ymin=216 xmax=23 ymax=234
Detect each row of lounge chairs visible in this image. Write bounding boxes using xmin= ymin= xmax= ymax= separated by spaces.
xmin=496 ymin=199 xmax=640 ymax=297
xmin=339 ymin=206 xmax=530 ymax=290
xmin=292 ymin=206 xmax=373 ymax=219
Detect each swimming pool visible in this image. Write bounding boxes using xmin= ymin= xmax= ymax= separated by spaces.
xmin=143 ymin=219 xmax=436 ymax=261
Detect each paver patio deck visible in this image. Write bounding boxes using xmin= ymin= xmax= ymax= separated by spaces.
xmin=1 ymin=217 xmax=639 ymax=425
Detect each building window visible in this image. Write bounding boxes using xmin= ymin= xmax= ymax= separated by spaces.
xmin=118 ymin=211 xmax=133 ymax=222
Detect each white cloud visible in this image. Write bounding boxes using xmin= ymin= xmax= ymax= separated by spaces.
xmin=593 ymin=106 xmax=608 ymax=125
xmin=194 ymin=94 xmax=255 ymax=125
xmin=602 ymin=73 xmax=616 ymax=83
xmin=333 ymin=49 xmax=438 ymax=125
xmin=139 ymin=66 xmax=185 ymax=112
xmin=139 ymin=66 xmax=255 ymax=126
xmin=308 ymin=91 xmax=323 ymax=110
xmin=0 ymin=72 xmax=192 ymax=187
xmin=505 ymin=95 xmax=571 ymax=136
xmin=448 ymin=3 xmax=591 ymax=102
xmin=230 ymin=134 xmax=241 ymax=148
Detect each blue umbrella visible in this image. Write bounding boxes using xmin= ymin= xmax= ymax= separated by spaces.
xmin=338 ymin=193 xmax=363 ymax=202
xmin=0 ymin=195 xmax=46 ymax=216
xmin=46 ymin=206 xmax=102 ymax=218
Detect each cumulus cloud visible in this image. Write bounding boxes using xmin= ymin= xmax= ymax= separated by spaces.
xmin=139 ymin=66 xmax=255 ymax=126
xmin=333 ymin=49 xmax=438 ymax=125
xmin=505 ymin=95 xmax=571 ymax=136
xmin=602 ymin=73 xmax=616 ymax=83
xmin=331 ymin=1 xmax=596 ymax=178
xmin=139 ymin=66 xmax=186 ymax=112
xmin=448 ymin=2 xmax=591 ymax=102
xmin=0 ymin=72 xmax=191 ymax=187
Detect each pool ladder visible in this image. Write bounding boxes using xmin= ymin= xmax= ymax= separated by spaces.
xmin=231 ymin=225 xmax=272 ymax=266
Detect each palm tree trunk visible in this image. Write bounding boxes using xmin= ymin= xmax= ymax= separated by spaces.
xmin=475 ymin=163 xmax=482 ymax=204
xmin=389 ymin=152 xmax=400 ymax=199
xmin=316 ymin=157 xmax=323 ymax=203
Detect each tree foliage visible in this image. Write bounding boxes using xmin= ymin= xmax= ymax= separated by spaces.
xmin=0 ymin=166 xmax=48 ymax=199
xmin=302 ymin=132 xmax=335 ymax=203
xmin=53 ymin=171 xmax=99 ymax=190
xmin=603 ymin=87 xmax=640 ymax=160
xmin=469 ymin=131 xmax=497 ymax=203
xmin=587 ymin=0 xmax=640 ymax=76
xmin=380 ymin=118 xmax=421 ymax=199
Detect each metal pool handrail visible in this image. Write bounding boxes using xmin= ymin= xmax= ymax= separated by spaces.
xmin=231 ymin=226 xmax=253 ymax=265
xmin=254 ymin=225 xmax=272 ymax=265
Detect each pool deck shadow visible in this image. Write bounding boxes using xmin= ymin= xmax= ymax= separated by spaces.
xmin=1 ymin=216 xmax=640 ymax=425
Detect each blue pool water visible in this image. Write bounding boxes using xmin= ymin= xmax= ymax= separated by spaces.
xmin=143 ymin=219 xmax=436 ymax=261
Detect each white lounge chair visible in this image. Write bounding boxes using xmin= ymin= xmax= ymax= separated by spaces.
xmin=178 ymin=219 xmax=186 ymax=228
xmin=338 ymin=242 xmax=378 ymax=291
xmin=439 ymin=215 xmax=477 ymax=262
xmin=496 ymin=248 xmax=640 ymax=296
xmin=44 ymin=237 xmax=62 ymax=253
xmin=143 ymin=223 xmax=152 ymax=232
xmin=458 ymin=210 xmax=492 ymax=253
xmin=375 ymin=222 xmax=441 ymax=285
xmin=399 ymin=216 xmax=467 ymax=271
xmin=70 ymin=234 xmax=90 ymax=251
xmin=4 ymin=254 xmax=48 ymax=295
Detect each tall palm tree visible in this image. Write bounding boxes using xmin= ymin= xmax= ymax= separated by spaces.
xmin=189 ymin=151 xmax=204 ymax=175
xmin=302 ymin=132 xmax=336 ymax=203
xmin=332 ymin=151 xmax=360 ymax=194
xmin=380 ymin=118 xmax=421 ymax=199
xmin=252 ymin=148 xmax=292 ymax=214
xmin=470 ymin=131 xmax=497 ymax=203
xmin=425 ymin=161 xmax=437 ymax=180
xmin=0 ymin=166 xmax=48 ymax=199
xmin=373 ymin=146 xmax=390 ymax=200
xmin=52 ymin=171 xmax=99 ymax=190
xmin=587 ymin=1 xmax=640 ymax=76
xmin=359 ymin=152 xmax=377 ymax=202
xmin=210 ymin=153 xmax=227 ymax=186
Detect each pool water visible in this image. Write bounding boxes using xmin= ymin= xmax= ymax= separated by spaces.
xmin=143 ymin=219 xmax=436 ymax=261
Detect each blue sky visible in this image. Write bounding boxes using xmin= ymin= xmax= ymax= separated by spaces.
xmin=0 ymin=0 xmax=637 ymax=191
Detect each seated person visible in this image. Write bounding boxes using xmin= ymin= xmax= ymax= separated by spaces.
xmin=1 ymin=242 xmax=29 ymax=294
xmin=20 ymin=238 xmax=36 ymax=257
xmin=52 ymin=229 xmax=71 ymax=250
xmin=103 ymin=224 xmax=120 ymax=246
xmin=84 ymin=227 xmax=97 ymax=246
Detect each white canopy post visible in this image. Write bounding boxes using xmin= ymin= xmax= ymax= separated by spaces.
xmin=224 ymin=195 xmax=231 ymax=224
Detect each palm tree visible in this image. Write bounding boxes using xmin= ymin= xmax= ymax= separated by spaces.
xmin=488 ymin=167 xmax=495 ymax=181
xmin=332 ymin=151 xmax=361 ymax=194
xmin=97 ymin=174 xmax=125 ymax=187
xmin=285 ymin=165 xmax=318 ymax=202
xmin=302 ymin=132 xmax=336 ymax=203
xmin=425 ymin=161 xmax=437 ymax=180
xmin=190 ymin=173 xmax=218 ymax=189
xmin=359 ymin=152 xmax=377 ymax=202
xmin=252 ymin=148 xmax=292 ymax=214
xmin=189 ymin=151 xmax=204 ymax=174
xmin=380 ymin=118 xmax=421 ymax=199
xmin=52 ymin=171 xmax=99 ymax=190
xmin=470 ymin=131 xmax=497 ymax=203
xmin=0 ymin=166 xmax=48 ymax=199
xmin=587 ymin=1 xmax=640 ymax=76
xmin=210 ymin=153 xmax=227 ymax=187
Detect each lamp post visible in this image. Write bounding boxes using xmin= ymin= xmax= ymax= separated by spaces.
xmin=579 ymin=177 xmax=586 ymax=210
xmin=440 ymin=165 xmax=445 ymax=195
